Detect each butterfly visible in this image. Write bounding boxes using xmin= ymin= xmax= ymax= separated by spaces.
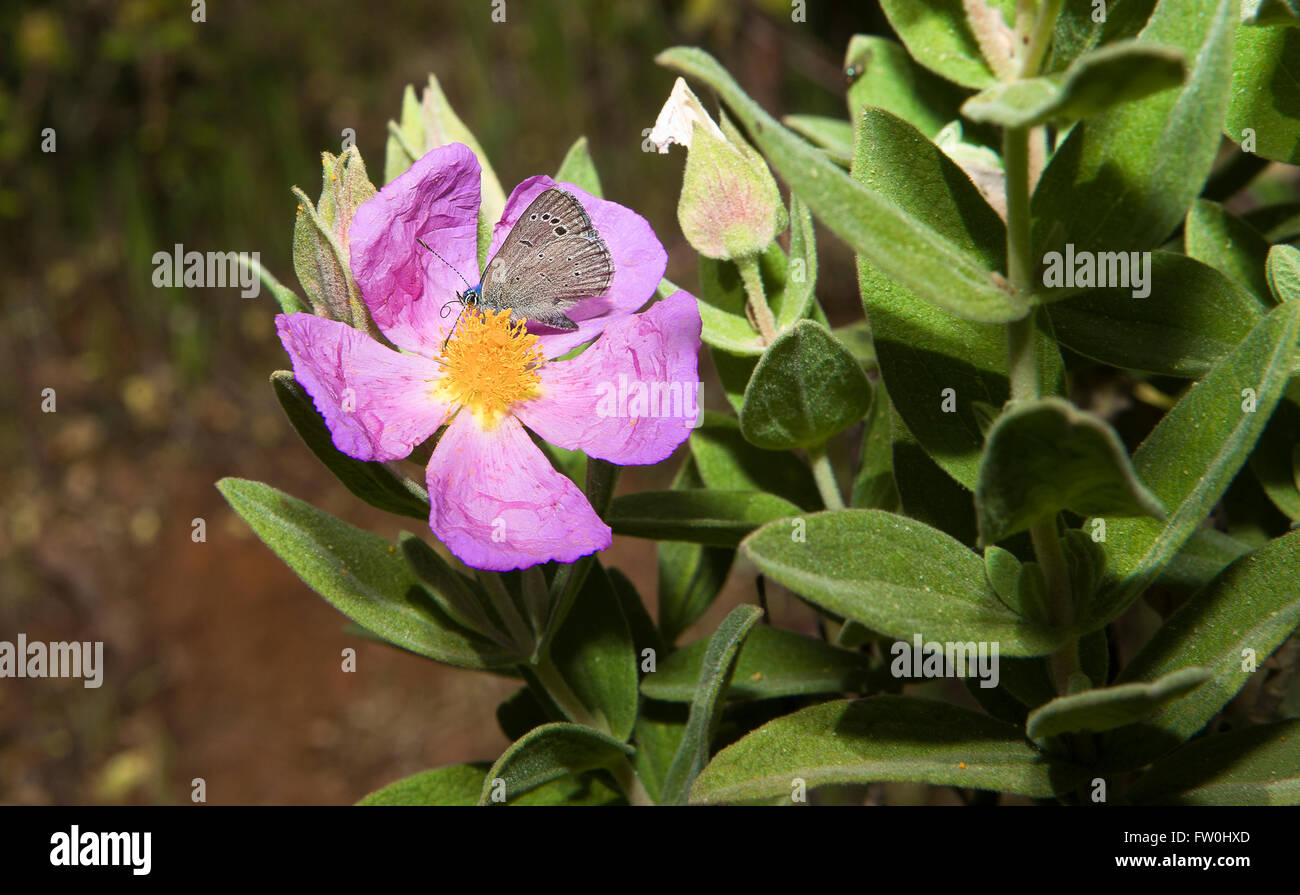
xmin=419 ymin=187 xmax=614 ymax=341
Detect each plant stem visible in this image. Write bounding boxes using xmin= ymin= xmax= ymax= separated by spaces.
xmin=1019 ymin=0 xmax=1064 ymax=78
xmin=808 ymin=442 xmax=845 ymax=509
xmin=479 ymin=571 xmax=535 ymax=656
xmin=520 ymin=566 xmax=551 ymax=644
xmin=608 ymin=757 xmax=655 ymax=807
xmin=530 ymin=654 xmax=601 ymax=729
xmin=736 ymin=253 xmax=777 ymax=345
xmin=1003 ymin=1 xmax=1076 ymax=696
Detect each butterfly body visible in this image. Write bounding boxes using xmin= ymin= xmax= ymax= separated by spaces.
xmin=452 ymin=188 xmax=614 ymax=333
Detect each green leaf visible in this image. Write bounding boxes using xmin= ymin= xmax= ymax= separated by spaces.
xmin=691 ymin=696 xmax=1085 ymax=803
xmin=660 ymin=605 xmax=764 ymax=805
xmin=1155 ymin=526 xmax=1254 ymax=597
xmin=1032 ymin=0 xmax=1237 ymax=260
xmin=418 ymin=74 xmax=507 ymax=265
xmin=555 ymin=136 xmax=603 ymax=198
xmin=546 ymin=564 xmax=639 ymax=741
xmin=1046 ymin=252 xmax=1264 ymax=378
xmin=1087 ymin=300 xmax=1300 ymax=628
xmin=782 ymin=115 xmax=852 ymax=165
xmin=1251 ymin=382 xmax=1300 ymax=521
xmin=633 ymin=701 xmax=688 ymax=804
xmin=216 ymin=478 xmax=515 ymax=669
xmin=742 ymin=510 xmax=1067 ymax=655
xmin=359 ymin=763 xmax=622 ymax=805
xmin=641 ymin=625 xmax=876 ymax=703
xmin=891 ymin=405 xmax=978 ymax=547
xmin=843 ymin=34 xmax=968 ymax=138
xmin=608 ymin=490 xmax=801 ymax=547
xmin=852 ymin=106 xmax=1061 ymax=488
xmin=478 ymin=723 xmax=633 ymax=805
xmin=1043 ymin=0 xmax=1159 ymax=73
xmin=1102 ymin=529 xmax=1300 ymax=770
xmin=851 ymin=381 xmax=899 ymax=510
xmin=739 ymin=321 xmax=872 ymax=450
xmin=1225 ymin=24 xmax=1300 ymax=165
xmin=878 ymin=0 xmax=1001 ymax=89
xmin=383 ymin=84 xmax=423 ymax=186
xmin=398 ymin=532 xmax=513 ymax=650
xmin=657 ymin=542 xmax=733 ymax=646
xmin=1185 ymin=199 xmax=1273 ymax=301
xmin=1026 ymin=667 xmax=1211 ymax=742
xmin=975 ymin=397 xmax=1166 ymax=545
xmin=776 ymin=195 xmax=819 ymax=331
xmin=1243 ymin=0 xmax=1300 ymax=26
xmin=690 ymin=412 xmax=821 ymax=511
xmin=657 ymin=459 xmax=735 ymax=644
xmin=969 ymin=40 xmax=1184 ymax=130
xmin=658 ymin=47 xmax=1025 ymax=324
xmin=1129 ymin=720 xmax=1300 ymax=805
xmin=357 ymin=764 xmax=486 ymax=805
xmin=1267 ymin=244 xmax=1300 ymax=303
xmin=711 ymin=347 xmax=759 ymax=413
xmin=271 ymin=372 xmax=431 ymax=520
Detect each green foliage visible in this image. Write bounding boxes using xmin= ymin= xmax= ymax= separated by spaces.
xmin=229 ymin=1 xmax=1300 ymax=808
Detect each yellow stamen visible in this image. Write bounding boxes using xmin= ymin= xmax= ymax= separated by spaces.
xmin=435 ymin=308 xmax=543 ymax=426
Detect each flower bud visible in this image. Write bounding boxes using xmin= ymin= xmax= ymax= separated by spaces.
xmin=291 ymin=145 xmax=377 ymax=329
xmin=650 ymin=78 xmax=787 ymax=260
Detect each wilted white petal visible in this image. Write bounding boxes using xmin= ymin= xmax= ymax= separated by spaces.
xmin=648 ymin=77 xmax=725 ymax=154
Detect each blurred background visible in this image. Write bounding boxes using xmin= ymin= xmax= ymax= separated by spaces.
xmin=0 ymin=0 xmax=876 ymax=805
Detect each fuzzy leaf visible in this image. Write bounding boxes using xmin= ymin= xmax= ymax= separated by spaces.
xmin=1026 ymin=667 xmax=1211 ymax=742
xmin=216 ymin=478 xmax=514 ymax=669
xmin=271 ymin=371 xmax=430 ymax=519
xmin=1088 ymin=300 xmax=1300 ymax=627
xmin=660 ymin=605 xmax=764 ymax=805
xmin=739 ymin=321 xmax=872 ymax=450
xmin=608 ymin=490 xmax=801 ymax=547
xmin=742 ymin=510 xmax=1068 ymax=655
xmin=691 ymin=696 xmax=1086 ymax=803
xmin=478 ymin=723 xmax=633 ymax=805
xmin=975 ymin=397 xmax=1165 ymax=545
xmin=641 ymin=625 xmax=876 ymax=703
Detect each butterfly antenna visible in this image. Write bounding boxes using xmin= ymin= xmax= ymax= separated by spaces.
xmin=416 ymin=238 xmax=473 ymax=289
xmin=440 ymin=303 xmax=467 ymax=356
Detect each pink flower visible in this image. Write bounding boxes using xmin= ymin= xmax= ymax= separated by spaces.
xmin=276 ymin=143 xmax=702 ymax=571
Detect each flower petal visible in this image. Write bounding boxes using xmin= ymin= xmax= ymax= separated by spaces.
xmin=489 ymin=176 xmax=668 ymax=358
xmin=515 ymin=290 xmax=702 ymax=466
xmin=426 ymin=412 xmax=611 ymax=571
xmin=349 ymin=143 xmax=482 ymax=356
xmin=277 ymin=313 xmax=450 ymax=462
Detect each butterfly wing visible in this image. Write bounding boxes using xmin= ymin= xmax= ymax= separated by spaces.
xmin=480 ymin=188 xmax=614 ymax=330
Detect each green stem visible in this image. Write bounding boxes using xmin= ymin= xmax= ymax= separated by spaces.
xmin=1003 ymin=2 xmax=1076 ymax=697
xmin=1019 ymin=0 xmax=1064 ymax=78
xmin=521 ymin=566 xmax=551 ymax=648
xmin=808 ymin=442 xmax=845 ymax=510
xmin=608 ymin=757 xmax=655 ymax=807
xmin=479 ymin=571 xmax=535 ymax=656
xmin=736 ymin=253 xmax=777 ymax=345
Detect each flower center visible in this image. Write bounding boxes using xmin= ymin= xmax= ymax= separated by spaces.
xmin=436 ymin=308 xmax=544 ymax=424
